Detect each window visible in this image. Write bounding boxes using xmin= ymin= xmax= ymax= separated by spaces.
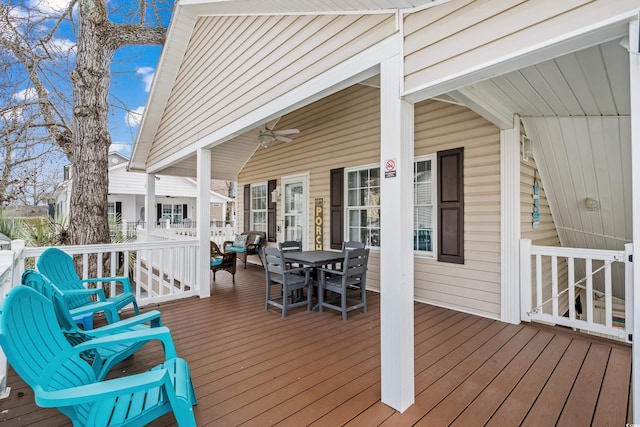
xmin=414 ymin=156 xmax=436 ymax=254
xmin=346 ymin=166 xmax=380 ymax=247
xmin=160 ymin=204 xmax=184 ymax=224
xmin=107 ymin=202 xmax=118 ymax=224
xmin=250 ymin=183 xmax=267 ymax=233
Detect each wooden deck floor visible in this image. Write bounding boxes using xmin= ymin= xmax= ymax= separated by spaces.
xmin=0 ymin=263 xmax=632 ymax=426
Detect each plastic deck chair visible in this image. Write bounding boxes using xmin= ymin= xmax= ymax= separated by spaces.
xmin=0 ymin=286 xmax=197 ymax=426
xmin=37 ymin=247 xmax=140 ymax=323
xmin=22 ymin=270 xmax=165 ymax=380
xmin=317 ymin=248 xmax=369 ymax=320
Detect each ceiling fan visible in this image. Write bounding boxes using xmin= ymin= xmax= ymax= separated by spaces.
xmin=258 ymin=126 xmax=299 ymax=148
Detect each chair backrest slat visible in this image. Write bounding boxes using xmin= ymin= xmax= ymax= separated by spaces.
xmin=37 ymin=247 xmax=91 ymax=310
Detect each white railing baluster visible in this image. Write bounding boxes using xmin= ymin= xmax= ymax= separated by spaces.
xmin=536 ymin=254 xmax=543 ymax=313
xmin=605 ymin=260 xmax=612 ymax=329
xmin=625 ymin=243 xmax=633 ymax=341
xmin=586 ymin=259 xmax=593 ymax=326
xmin=568 ymin=256 xmax=575 ymax=321
xmin=552 ymin=255 xmax=558 ymax=317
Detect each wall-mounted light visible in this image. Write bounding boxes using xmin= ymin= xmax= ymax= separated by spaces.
xmin=585 ymin=197 xmax=600 ymax=211
xmin=271 ymin=186 xmax=281 ymax=201
xmin=522 ymin=136 xmax=533 ymax=161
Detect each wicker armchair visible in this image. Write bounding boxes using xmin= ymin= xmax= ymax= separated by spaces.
xmin=210 ymin=241 xmax=236 ymax=283
xmin=223 ymin=231 xmax=266 ymax=269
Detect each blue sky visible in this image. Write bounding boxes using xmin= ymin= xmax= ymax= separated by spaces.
xmin=8 ymin=0 xmax=170 ymax=158
xmin=109 ymin=44 xmax=164 ymax=156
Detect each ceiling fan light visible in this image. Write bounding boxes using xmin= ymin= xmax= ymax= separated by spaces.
xmin=258 ymin=132 xmax=274 ymax=148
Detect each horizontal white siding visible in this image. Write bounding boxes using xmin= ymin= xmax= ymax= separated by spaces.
xmin=403 ymin=0 xmax=638 ymax=92
xmin=148 ymin=13 xmax=396 ymax=166
xmin=240 ymin=85 xmax=503 ymax=319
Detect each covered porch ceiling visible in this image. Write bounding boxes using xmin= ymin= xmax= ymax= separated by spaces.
xmin=169 ymin=33 xmax=632 ymax=256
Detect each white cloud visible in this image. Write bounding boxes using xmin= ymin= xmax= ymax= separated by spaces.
xmin=48 ymin=37 xmax=76 ymax=55
xmin=13 ymin=88 xmax=39 ymax=102
xmin=125 ymin=106 xmax=144 ymax=127
xmin=136 ymin=67 xmax=155 ymax=93
xmin=27 ymin=0 xmax=71 ymax=14
xmin=110 ymin=142 xmax=132 ymax=155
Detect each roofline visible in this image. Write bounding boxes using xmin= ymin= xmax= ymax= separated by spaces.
xmin=130 ymin=0 xmax=451 ymax=173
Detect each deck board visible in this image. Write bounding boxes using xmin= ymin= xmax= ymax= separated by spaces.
xmin=0 ymin=263 xmax=632 ymax=426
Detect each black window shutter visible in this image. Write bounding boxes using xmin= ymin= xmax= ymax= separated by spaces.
xmin=182 ymin=204 xmax=188 ymax=219
xmin=156 ymin=204 xmax=162 ymax=225
xmin=267 ymin=179 xmax=277 ymax=242
xmin=243 ymin=184 xmax=250 ymax=232
xmin=115 ymin=202 xmax=122 ymax=217
xmin=438 ymin=147 xmax=464 ymax=264
xmin=330 ymin=168 xmax=344 ymax=250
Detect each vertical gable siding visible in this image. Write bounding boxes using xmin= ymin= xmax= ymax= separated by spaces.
xmin=403 ymin=0 xmax=634 ymax=92
xmin=240 ymin=86 xmax=503 ymax=319
xmin=148 ymin=13 xmax=396 ymax=165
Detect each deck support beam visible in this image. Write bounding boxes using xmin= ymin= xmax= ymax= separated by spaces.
xmin=629 ymin=17 xmax=640 ymax=424
xmin=144 ymin=173 xmax=156 ymax=230
xmin=501 ymin=115 xmax=521 ymax=324
xmin=197 ymin=147 xmax=212 ymax=298
xmin=380 ymin=52 xmax=415 ymax=412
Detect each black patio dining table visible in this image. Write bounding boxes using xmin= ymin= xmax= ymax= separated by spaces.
xmin=283 ymin=250 xmax=344 ymax=268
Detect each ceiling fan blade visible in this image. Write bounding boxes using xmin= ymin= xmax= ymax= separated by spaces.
xmin=273 ymin=128 xmax=299 ymax=135
xmin=275 ymin=135 xmax=293 ymax=143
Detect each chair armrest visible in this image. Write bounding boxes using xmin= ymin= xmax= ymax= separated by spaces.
xmin=61 ymin=287 xmax=108 ymax=302
xmin=82 ymin=276 xmax=133 ymax=294
xmin=317 ymin=267 xmax=343 ymax=276
xmin=69 ymin=301 xmax=121 ymax=322
xmin=74 ymin=326 xmax=177 ymax=359
xmin=88 ymin=310 xmax=162 ymax=335
xmin=36 ymin=367 xmax=171 ymax=407
xmin=287 ymin=266 xmax=311 ymax=276
xmin=222 ymin=241 xmax=233 ymax=251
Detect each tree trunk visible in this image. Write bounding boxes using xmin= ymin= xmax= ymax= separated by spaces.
xmin=69 ymin=0 xmax=112 ymax=247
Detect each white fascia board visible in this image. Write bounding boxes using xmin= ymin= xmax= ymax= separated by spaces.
xmin=130 ymin=5 xmax=198 ymax=172
xmin=147 ymin=32 xmax=402 ymax=174
xmin=403 ymin=11 xmax=637 ymax=103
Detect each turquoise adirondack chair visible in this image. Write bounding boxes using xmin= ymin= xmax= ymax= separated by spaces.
xmin=22 ymin=270 xmax=166 ymax=380
xmin=0 ymin=286 xmax=197 ymax=426
xmin=37 ymin=247 xmax=140 ymax=324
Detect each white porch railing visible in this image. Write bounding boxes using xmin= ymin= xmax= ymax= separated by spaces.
xmin=137 ymin=224 xmax=235 ymax=246
xmin=520 ymin=238 xmax=633 ymax=342
xmin=21 ymin=239 xmax=201 ymax=307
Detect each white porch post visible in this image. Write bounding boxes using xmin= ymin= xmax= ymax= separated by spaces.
xmin=145 ymin=174 xmax=156 ymax=230
xmin=197 ymin=147 xmax=212 ymax=298
xmin=501 ymin=114 xmax=521 ymax=324
xmin=629 ymin=17 xmax=640 ymax=424
xmin=380 ymin=52 xmax=415 ymax=412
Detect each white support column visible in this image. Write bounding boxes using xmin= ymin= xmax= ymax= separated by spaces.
xmin=380 ymin=52 xmax=415 ymax=412
xmin=197 ymin=147 xmax=212 ymax=298
xmin=629 ymin=17 xmax=640 ymax=424
xmin=501 ymin=114 xmax=521 ymax=324
xmin=145 ymin=174 xmax=156 ymax=231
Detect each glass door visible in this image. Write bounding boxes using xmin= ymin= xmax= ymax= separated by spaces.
xmin=282 ymin=176 xmax=308 ymax=249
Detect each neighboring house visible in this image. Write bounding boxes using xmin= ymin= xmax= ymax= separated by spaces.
xmin=129 ymin=0 xmax=640 ymax=414
xmin=54 ymin=152 xmax=233 ymax=227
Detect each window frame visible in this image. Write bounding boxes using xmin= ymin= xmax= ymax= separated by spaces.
xmin=414 ymin=154 xmax=437 ymax=257
xmin=344 ymin=163 xmax=381 ymax=248
xmin=250 ymin=182 xmax=268 ymax=233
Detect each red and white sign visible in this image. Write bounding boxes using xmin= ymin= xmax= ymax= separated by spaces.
xmin=384 ymin=158 xmax=397 ymax=178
